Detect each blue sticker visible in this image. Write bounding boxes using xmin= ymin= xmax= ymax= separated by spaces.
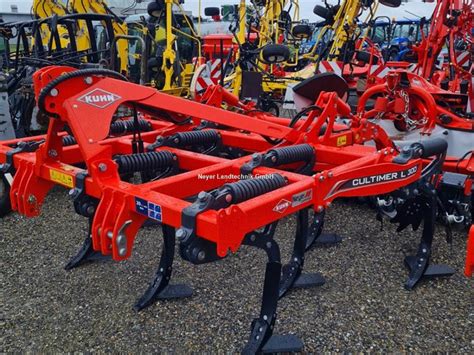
xmin=135 ymin=197 xmax=162 ymax=222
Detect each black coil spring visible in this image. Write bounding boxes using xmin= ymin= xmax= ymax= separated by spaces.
xmin=62 ymin=119 xmax=152 ymax=146
xmin=266 ymin=144 xmax=314 ymax=165
xmin=62 ymin=135 xmax=77 ymax=146
xmin=173 ymin=130 xmax=219 ymax=146
xmin=224 ymin=174 xmax=286 ymax=204
xmin=110 ymin=119 xmax=152 ymax=135
xmin=114 ymin=151 xmax=176 ymax=174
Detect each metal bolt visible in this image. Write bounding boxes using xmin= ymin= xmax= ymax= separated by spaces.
xmin=176 ymin=228 xmax=187 ymax=240
xmin=119 ymin=247 xmax=127 ymax=256
xmin=198 ymin=191 xmax=208 ymax=201
xmin=225 ymin=194 xmax=232 ymax=203
xmin=252 ymin=153 xmax=259 ymax=161
xmin=27 ymin=195 xmax=37 ymax=204
xmin=319 ymin=175 xmax=324 ymax=181
xmin=86 ymin=206 xmax=95 ymax=216
xmin=328 ymin=172 xmax=333 ymax=178
xmin=266 ymin=242 xmax=272 ymax=249
xmin=271 ymin=156 xmax=277 ymax=163
xmin=84 ymin=76 xmax=93 ymax=84
xmin=107 ymin=231 xmax=113 ymax=239
xmin=50 ymin=88 xmax=59 ymax=97
xmin=48 ymin=149 xmax=58 ymax=157
xmin=250 ymin=234 xmax=256 ymax=242
xmin=98 ymin=163 xmax=107 ymax=172
xmin=197 ymin=250 xmax=206 ymax=261
xmin=88 ymin=138 xmax=93 ymax=143
xmin=317 ymin=206 xmax=324 ymax=212
xmin=263 ymin=315 xmax=268 ymax=321
xmin=174 ymin=138 xmax=180 ymax=143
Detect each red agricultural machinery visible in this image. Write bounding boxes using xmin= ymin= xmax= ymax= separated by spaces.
xmin=0 ymin=66 xmax=458 ymax=352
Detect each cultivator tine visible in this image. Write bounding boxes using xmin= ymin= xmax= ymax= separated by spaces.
xmin=242 ymin=224 xmax=303 ymax=354
xmin=64 ymin=219 xmax=111 ymax=270
xmin=401 ymin=193 xmax=455 ymax=290
xmin=279 ymin=210 xmax=325 ymax=299
xmin=134 ymin=225 xmax=192 ymax=311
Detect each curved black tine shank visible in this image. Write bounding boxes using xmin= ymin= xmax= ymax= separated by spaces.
xmin=134 ymin=224 xmax=192 ymax=311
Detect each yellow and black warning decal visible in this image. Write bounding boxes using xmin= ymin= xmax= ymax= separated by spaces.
xmin=49 ymin=169 xmax=74 ymax=188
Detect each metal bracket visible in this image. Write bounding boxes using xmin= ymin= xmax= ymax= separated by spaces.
xmin=0 ymin=140 xmax=44 ymax=174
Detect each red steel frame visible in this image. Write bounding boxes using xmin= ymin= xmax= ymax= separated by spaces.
xmin=0 ymin=65 xmax=428 ymax=262
xmin=0 ymin=66 xmax=460 ymax=352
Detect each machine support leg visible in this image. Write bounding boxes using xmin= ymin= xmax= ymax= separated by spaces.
xmin=279 ymin=210 xmax=325 ymax=299
xmin=134 ymin=225 xmax=192 ymax=311
xmin=242 ymin=224 xmax=304 ymax=354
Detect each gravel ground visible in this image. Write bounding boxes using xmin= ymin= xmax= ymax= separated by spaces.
xmin=2 ymin=187 xmax=473 ymax=352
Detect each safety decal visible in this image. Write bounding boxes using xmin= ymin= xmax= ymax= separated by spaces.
xmin=135 ymin=197 xmax=162 ymax=221
xmin=49 ymin=169 xmax=74 ymax=188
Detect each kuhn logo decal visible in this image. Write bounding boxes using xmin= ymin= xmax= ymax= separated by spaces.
xmin=273 ymin=199 xmax=291 ymax=214
xmin=77 ymin=89 xmax=121 ymax=108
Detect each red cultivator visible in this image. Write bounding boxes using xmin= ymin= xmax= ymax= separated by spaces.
xmin=0 ymin=66 xmax=457 ymax=352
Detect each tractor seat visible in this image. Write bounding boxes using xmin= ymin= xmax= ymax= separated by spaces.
xmin=292 ymin=72 xmax=349 ymax=112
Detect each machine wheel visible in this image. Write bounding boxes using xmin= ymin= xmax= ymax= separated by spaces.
xmin=261 ymin=44 xmax=290 ymax=64
xmin=356 ymin=51 xmax=378 ymax=64
xmin=261 ymin=101 xmax=280 ymax=117
xmin=292 ymin=24 xmax=312 ymax=39
xmin=380 ymin=0 xmax=401 ymax=7
xmin=313 ymin=5 xmax=331 ymax=20
xmin=388 ymin=48 xmax=399 ymax=61
xmin=147 ymin=1 xmax=165 ymax=17
xmin=253 ymin=0 xmax=268 ymax=6
xmin=0 ymin=173 xmax=12 ymax=217
xmin=204 ymin=7 xmax=220 ymax=17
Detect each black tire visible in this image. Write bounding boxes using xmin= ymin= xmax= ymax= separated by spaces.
xmin=313 ymin=5 xmax=331 ymax=20
xmin=0 ymin=173 xmax=12 ymax=217
xmin=380 ymin=0 xmax=401 ymax=7
xmin=147 ymin=1 xmax=165 ymax=17
xmin=204 ymin=7 xmax=220 ymax=17
xmin=262 ymin=102 xmax=279 ymax=116
xmin=253 ymin=0 xmax=268 ymax=6
xmin=292 ymin=24 xmax=312 ymax=39
xmin=261 ymin=44 xmax=290 ymax=64
xmin=356 ymin=51 xmax=378 ymax=64
xmin=388 ymin=48 xmax=399 ymax=61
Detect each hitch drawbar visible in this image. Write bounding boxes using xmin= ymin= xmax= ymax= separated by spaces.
xmin=0 ymin=66 xmax=457 ymax=353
